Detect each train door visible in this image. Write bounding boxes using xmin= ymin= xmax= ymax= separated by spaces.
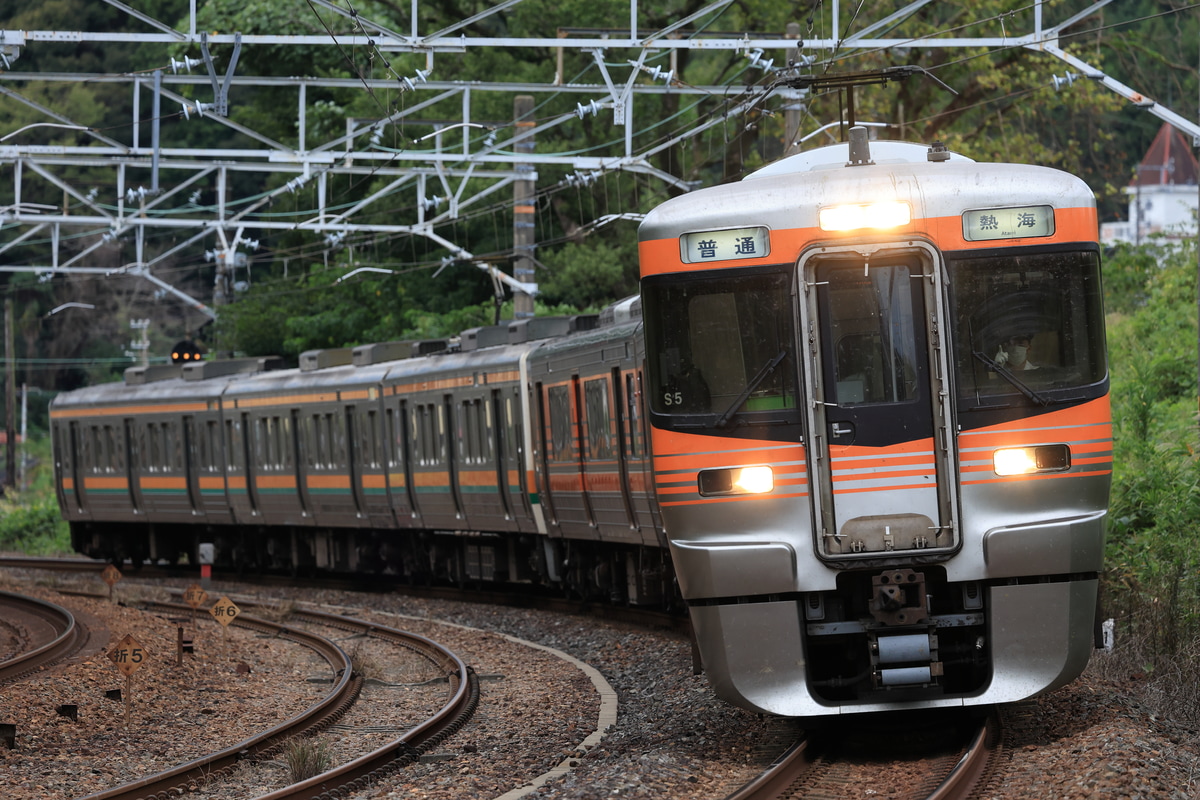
xmin=67 ymin=421 xmax=87 ymax=513
xmin=291 ymin=409 xmax=310 ymax=519
xmin=124 ymin=418 xmax=143 ymax=514
xmin=581 ymin=373 xmax=634 ymax=539
xmin=344 ymin=407 xmax=365 ymax=519
xmin=540 ymin=378 xmax=596 ymax=537
xmin=445 ymin=396 xmax=466 ymax=519
xmin=609 ymin=368 xmax=638 ymax=531
xmin=492 ymin=389 xmax=516 ymax=522
xmin=182 ymin=417 xmax=201 ymax=513
xmin=799 ymin=244 xmax=958 ymax=559
xmin=533 ymin=381 xmax=559 ymax=528
xmin=394 ymin=400 xmax=419 ymax=522
xmin=240 ymin=412 xmax=260 ymax=516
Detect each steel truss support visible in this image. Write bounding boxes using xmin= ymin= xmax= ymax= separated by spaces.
xmin=0 ymin=0 xmax=1195 ymax=319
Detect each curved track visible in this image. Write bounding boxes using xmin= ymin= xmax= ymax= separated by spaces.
xmin=74 ymin=599 xmax=479 ymax=800
xmin=0 ymin=590 xmax=89 ymax=684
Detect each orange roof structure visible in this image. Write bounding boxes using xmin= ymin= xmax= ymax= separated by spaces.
xmin=1130 ymin=123 xmax=1199 ymax=187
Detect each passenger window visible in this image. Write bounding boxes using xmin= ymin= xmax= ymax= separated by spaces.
xmin=585 ymin=379 xmax=612 ymax=460
xmin=547 ymin=385 xmax=572 ymax=462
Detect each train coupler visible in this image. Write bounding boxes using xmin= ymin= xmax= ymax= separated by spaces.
xmin=869 ymin=567 xmax=929 ymax=626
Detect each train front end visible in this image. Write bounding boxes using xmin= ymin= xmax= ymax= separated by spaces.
xmin=638 ymin=133 xmax=1110 ymax=716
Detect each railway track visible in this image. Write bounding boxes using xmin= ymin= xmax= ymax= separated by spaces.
xmin=0 ymin=590 xmax=90 ymax=684
xmin=4 ymin=556 xmax=1006 ymax=800
xmin=65 ymin=600 xmax=478 ymax=800
xmin=0 ymin=554 xmax=692 ymax=635
xmin=725 ymin=711 xmax=1000 ymax=800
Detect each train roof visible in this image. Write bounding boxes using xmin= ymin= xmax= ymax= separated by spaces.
xmin=49 ymin=369 xmax=239 ymax=414
xmin=50 ymin=297 xmax=642 ymax=415
xmin=638 ymin=137 xmax=1095 ymax=244
xmin=744 ymin=139 xmax=973 ymax=179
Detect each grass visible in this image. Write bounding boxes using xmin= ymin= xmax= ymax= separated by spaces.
xmin=283 ymin=736 xmax=333 ymax=783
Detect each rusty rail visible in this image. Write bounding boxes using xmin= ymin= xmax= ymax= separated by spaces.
xmin=0 ymin=590 xmax=87 ymax=684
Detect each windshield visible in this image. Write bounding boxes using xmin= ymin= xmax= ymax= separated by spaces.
xmin=641 ymin=267 xmax=799 ymax=425
xmin=948 ymin=247 xmax=1106 ymax=407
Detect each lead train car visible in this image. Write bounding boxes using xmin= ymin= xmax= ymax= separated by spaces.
xmin=637 ymin=130 xmax=1111 ymax=716
xmin=51 ymin=301 xmax=673 ymax=606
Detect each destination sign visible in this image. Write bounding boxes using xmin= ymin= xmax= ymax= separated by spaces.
xmin=962 ymin=205 xmax=1054 ymax=241
xmin=680 ymin=226 xmax=770 ymax=263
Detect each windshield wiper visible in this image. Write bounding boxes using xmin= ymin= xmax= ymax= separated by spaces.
xmin=716 ymin=349 xmax=790 ymax=428
xmin=972 ymin=350 xmax=1051 ymax=406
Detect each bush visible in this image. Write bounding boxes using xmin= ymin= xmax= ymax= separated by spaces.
xmin=0 ymin=496 xmax=71 ymax=554
xmin=1103 ymin=239 xmax=1200 ymax=672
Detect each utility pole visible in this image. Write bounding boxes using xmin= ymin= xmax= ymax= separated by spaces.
xmin=513 ymin=95 xmax=537 ymax=320
xmin=4 ymin=297 xmax=15 ymax=493
xmin=783 ymin=22 xmax=804 ymax=157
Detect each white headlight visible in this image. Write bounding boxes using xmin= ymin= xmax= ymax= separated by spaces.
xmin=994 ymin=448 xmax=1038 ymax=476
xmin=819 ymin=201 xmax=911 ymax=232
xmin=698 ymin=466 xmax=775 ymax=496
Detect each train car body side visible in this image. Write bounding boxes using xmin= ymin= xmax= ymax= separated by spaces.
xmin=49 ymin=314 xmax=672 ymax=606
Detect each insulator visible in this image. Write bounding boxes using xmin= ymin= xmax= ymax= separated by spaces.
xmin=575 ymin=99 xmax=602 ymax=118
xmin=1052 ymin=72 xmax=1079 ymax=91
xmin=169 ymin=56 xmax=202 ymax=74
xmin=646 ymin=65 xmax=674 ymax=84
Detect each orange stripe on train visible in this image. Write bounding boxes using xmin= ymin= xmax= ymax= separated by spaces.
xmin=639 ymin=208 xmax=1098 ymax=277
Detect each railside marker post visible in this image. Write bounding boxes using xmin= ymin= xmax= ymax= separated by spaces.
xmin=101 ymin=564 xmax=121 ymax=602
xmin=183 ymin=583 xmax=208 ymax=631
xmin=209 ymin=595 xmax=241 ymax=642
xmin=107 ymin=633 xmax=147 ymax=726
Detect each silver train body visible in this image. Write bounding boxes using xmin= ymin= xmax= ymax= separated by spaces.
xmin=52 ymin=305 xmax=675 ymax=607
xmin=637 ymin=132 xmax=1111 ymax=716
xmin=50 ymin=132 xmax=1110 ymax=717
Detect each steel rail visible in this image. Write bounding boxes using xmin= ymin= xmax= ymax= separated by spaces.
xmin=720 ymin=735 xmax=815 ymax=800
xmin=171 ymin=596 xmax=481 ymax=800
xmin=77 ymin=602 xmax=361 ymax=800
xmin=0 ymin=590 xmax=86 ymax=684
xmin=80 ymin=595 xmax=479 ymax=800
xmin=721 ymin=712 xmax=997 ymax=800
xmin=0 ymin=555 xmax=109 ymax=573
xmin=926 ymin=711 xmax=1000 ymax=800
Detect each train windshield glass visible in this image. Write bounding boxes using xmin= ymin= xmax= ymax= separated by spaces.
xmin=641 ymin=267 xmax=799 ymax=423
xmin=948 ymin=247 xmax=1107 ymax=405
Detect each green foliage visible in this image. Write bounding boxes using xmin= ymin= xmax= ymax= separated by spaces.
xmin=537 ymin=240 xmax=640 ymax=309
xmin=0 ymin=498 xmax=70 ymax=555
xmin=0 ymin=435 xmax=72 ymax=555
xmin=5 ymin=1 xmax=1200 ymax=406
xmin=1103 ymin=240 xmax=1200 ymax=666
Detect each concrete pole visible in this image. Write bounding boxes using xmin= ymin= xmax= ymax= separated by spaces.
xmin=513 ymin=95 xmax=537 ymax=319
xmin=4 ymin=297 xmax=15 ymax=493
xmin=784 ymin=22 xmax=803 ymax=157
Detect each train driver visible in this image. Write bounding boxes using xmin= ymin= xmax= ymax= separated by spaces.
xmin=994 ymin=333 xmax=1038 ymax=371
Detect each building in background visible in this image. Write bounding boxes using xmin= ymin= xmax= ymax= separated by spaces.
xmin=1101 ymin=123 xmax=1199 ymax=245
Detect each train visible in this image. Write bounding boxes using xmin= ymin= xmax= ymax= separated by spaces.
xmin=51 ymin=127 xmax=1111 ymax=717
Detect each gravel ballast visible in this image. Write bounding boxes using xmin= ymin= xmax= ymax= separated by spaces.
xmin=1 ymin=571 xmax=1198 ymax=800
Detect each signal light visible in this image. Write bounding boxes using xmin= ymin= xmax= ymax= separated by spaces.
xmin=171 ymin=340 xmax=204 ymax=364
